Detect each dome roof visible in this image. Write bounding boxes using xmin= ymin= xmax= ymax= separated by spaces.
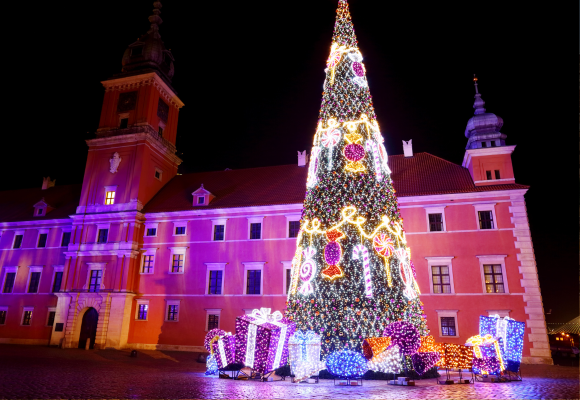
xmin=464 ymin=79 xmax=503 ymax=138
xmin=120 ymin=1 xmax=174 ymax=84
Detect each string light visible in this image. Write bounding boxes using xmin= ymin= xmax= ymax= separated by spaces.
xmin=326 ymin=350 xmax=369 ymax=378
xmin=211 ymin=333 xmax=236 ymax=370
xmin=411 ymin=351 xmax=440 ymax=376
xmin=435 ymin=343 xmax=473 ymax=369
xmin=288 ymin=330 xmax=325 ymax=382
xmin=286 ymin=0 xmax=429 ymax=359
xmin=367 ymin=344 xmax=402 ymax=373
xmin=299 ymin=248 xmax=317 ymax=295
xmin=384 ymin=321 xmax=421 ymax=356
xmin=205 ymin=354 xmax=219 ymax=375
xmin=479 ymin=315 xmax=525 ymax=373
xmin=362 ymin=337 xmax=391 ymax=359
xmin=465 ymin=334 xmax=505 ymax=375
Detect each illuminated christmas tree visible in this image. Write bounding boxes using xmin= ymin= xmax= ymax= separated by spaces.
xmin=286 ymin=0 xmax=429 ymax=357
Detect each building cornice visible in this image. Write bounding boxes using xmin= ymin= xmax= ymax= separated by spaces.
xmin=462 ymin=145 xmax=516 ymax=167
xmin=101 ymin=72 xmax=184 ymax=109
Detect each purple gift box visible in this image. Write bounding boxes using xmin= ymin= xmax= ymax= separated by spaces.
xmin=211 ymin=334 xmax=236 ymax=369
xmin=234 ymin=308 xmax=296 ymax=374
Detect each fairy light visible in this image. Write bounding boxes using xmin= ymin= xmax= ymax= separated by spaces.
xmin=362 ymin=336 xmax=391 ymax=359
xmin=299 ymin=248 xmax=317 ymax=295
xmin=286 ymin=0 xmax=429 ymax=358
xmin=211 ymin=333 xmax=236 ymax=369
xmin=465 ymin=334 xmax=505 ymax=375
xmin=326 ymin=350 xmax=369 ymax=378
xmin=205 ymin=354 xmax=219 ymax=375
xmin=411 ymin=351 xmax=440 ymax=376
xmin=288 ymin=330 xmax=325 ymax=382
xmin=367 ymin=344 xmax=402 ymax=373
xmin=479 ymin=315 xmax=525 ymax=373
xmin=384 ymin=321 xmax=421 ymax=356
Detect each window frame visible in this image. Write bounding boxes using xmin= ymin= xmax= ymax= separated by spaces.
xmin=12 ymin=231 xmax=24 ymax=249
xmin=104 ymin=186 xmax=118 ymax=206
xmin=424 ymin=206 xmax=447 ymax=233
xmin=95 ymin=223 xmax=111 ymax=243
xmin=211 ymin=218 xmax=227 ymax=241
xmin=473 ymin=203 xmax=498 ymax=230
xmin=21 ymin=307 xmax=34 ymax=326
xmin=242 ymin=262 xmax=265 ymax=295
xmin=0 ymin=306 xmax=7 ymax=325
xmin=165 ymin=299 xmax=181 ymax=322
xmin=46 ymin=306 xmax=56 ymax=327
xmin=135 ymin=299 xmax=150 ymax=321
xmin=205 ymin=263 xmax=226 ymax=295
xmin=247 ymin=216 xmax=264 ymax=240
xmin=168 ymin=247 xmax=187 ymax=274
xmin=436 ymin=310 xmax=459 ymax=338
xmin=50 ymin=266 xmax=64 ymax=293
xmin=26 ymin=266 xmax=43 ymax=294
xmin=140 ymin=248 xmax=157 ymax=275
xmin=60 ymin=228 xmax=72 ymax=247
xmin=144 ymin=222 xmax=159 ymax=238
xmin=285 ymin=214 xmax=301 ymax=238
xmin=173 ymin=222 xmax=187 ymax=237
xmin=494 ymin=170 xmax=501 ymax=179
xmin=425 ymin=256 xmax=455 ymax=294
xmin=37 ymin=231 xmax=48 ymax=248
xmin=1 ymin=266 xmax=18 ymax=293
xmin=476 ymin=255 xmax=509 ymax=294
xmin=154 ymin=167 xmax=163 ymax=182
xmin=84 ymin=263 xmax=106 ymax=291
xmin=281 ymin=261 xmax=293 ymax=295
xmin=205 ymin=308 xmax=222 ymax=331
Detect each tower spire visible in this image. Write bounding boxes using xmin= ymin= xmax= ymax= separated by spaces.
xmin=148 ymin=1 xmax=163 ymax=38
xmin=331 ymin=0 xmax=358 ymax=48
xmin=472 ymin=74 xmax=486 ymax=115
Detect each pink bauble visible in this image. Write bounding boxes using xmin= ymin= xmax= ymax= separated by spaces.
xmin=344 ymin=144 xmax=365 ymax=162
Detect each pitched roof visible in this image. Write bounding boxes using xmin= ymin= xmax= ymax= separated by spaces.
xmin=0 ymin=184 xmax=81 ymax=223
xmin=0 ymin=153 xmax=530 ymax=221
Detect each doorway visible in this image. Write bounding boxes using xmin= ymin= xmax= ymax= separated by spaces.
xmin=78 ymin=308 xmax=98 ymax=349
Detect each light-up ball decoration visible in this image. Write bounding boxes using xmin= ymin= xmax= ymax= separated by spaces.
xmin=384 ymin=321 xmax=421 ymax=356
xmin=343 ymin=143 xmax=365 ymax=162
xmin=326 ymin=350 xmax=369 ymax=378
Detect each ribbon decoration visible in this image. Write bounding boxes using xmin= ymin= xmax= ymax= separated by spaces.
xmin=290 ymin=330 xmax=320 ymax=361
xmin=465 ymin=334 xmax=505 ymax=373
xmin=491 ymin=314 xmax=514 ymax=355
xmin=217 ymin=336 xmax=228 ymax=368
xmin=244 ymin=308 xmax=288 ymax=371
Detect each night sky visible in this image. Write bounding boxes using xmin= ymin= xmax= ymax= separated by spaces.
xmin=2 ymin=1 xmax=576 ymax=323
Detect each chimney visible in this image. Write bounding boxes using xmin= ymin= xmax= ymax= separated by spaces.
xmin=42 ymin=177 xmax=56 ymax=190
xmin=297 ymin=150 xmax=309 ymax=167
xmin=402 ymin=140 xmax=413 ymax=157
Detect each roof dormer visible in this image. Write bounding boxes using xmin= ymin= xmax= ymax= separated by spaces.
xmin=191 ymin=184 xmax=215 ymax=206
xmin=33 ymin=198 xmax=54 ymax=217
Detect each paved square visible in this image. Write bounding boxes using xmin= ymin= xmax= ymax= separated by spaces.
xmin=0 ymin=345 xmax=577 ymax=399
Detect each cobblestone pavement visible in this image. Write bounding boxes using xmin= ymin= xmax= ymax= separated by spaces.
xmin=0 ymin=344 xmax=578 ymax=399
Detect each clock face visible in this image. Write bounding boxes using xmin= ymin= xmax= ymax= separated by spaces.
xmin=117 ymin=91 xmax=138 ymax=113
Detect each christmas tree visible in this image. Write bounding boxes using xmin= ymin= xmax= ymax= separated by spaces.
xmin=286 ymin=0 xmax=429 ymax=357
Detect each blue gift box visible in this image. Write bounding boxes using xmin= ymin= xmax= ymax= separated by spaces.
xmin=479 ymin=315 xmax=525 ymax=373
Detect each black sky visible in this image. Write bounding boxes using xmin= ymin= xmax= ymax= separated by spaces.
xmin=2 ymin=1 xmax=577 ymax=323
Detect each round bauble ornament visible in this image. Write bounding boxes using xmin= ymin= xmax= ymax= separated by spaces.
xmin=343 ymin=143 xmax=365 ymax=162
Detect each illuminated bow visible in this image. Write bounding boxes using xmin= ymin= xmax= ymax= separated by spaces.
xmin=290 ymin=330 xmax=320 ymax=361
xmin=251 ymin=308 xmax=283 ymax=324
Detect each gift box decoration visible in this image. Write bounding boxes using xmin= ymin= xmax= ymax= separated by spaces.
xmin=465 ymin=334 xmax=504 ymax=375
xmin=211 ymin=333 xmax=236 ymax=370
xmin=205 ymin=354 xmax=219 ymax=375
xmin=479 ymin=315 xmax=525 ymax=373
xmin=411 ymin=351 xmax=440 ymax=376
xmin=362 ymin=337 xmax=391 ymax=360
xmin=418 ymin=335 xmax=436 ymax=353
xmin=234 ymin=308 xmax=296 ymax=374
xmin=288 ymin=330 xmax=325 ymax=382
xmin=367 ymin=344 xmax=402 ymax=374
xmin=435 ymin=343 xmax=473 ymax=369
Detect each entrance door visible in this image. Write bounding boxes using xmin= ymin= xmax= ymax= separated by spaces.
xmin=78 ymin=308 xmax=98 ymax=349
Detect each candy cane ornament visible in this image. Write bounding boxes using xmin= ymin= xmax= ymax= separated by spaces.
xmin=353 ymin=244 xmax=373 ymax=297
xmin=321 ymin=128 xmax=341 ymax=171
xmin=365 ymin=140 xmax=383 ymax=181
xmin=299 ymin=247 xmax=317 ymax=295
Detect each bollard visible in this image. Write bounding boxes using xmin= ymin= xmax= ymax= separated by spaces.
xmin=130 ymin=350 xmax=138 ymax=357
xmin=85 ymin=340 xmax=91 ymax=350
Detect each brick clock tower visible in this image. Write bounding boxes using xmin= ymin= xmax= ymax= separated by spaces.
xmin=51 ymin=1 xmax=184 ymax=349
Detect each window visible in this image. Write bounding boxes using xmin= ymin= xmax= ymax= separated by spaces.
xmin=286 ymin=268 xmax=292 ymax=294
xmin=154 ymin=168 xmax=162 ymax=181
xmin=88 ymin=270 xmax=102 ymax=292
xmin=37 ymin=208 xmax=44 ymax=215
xmin=494 ymin=170 xmax=501 ymax=179
xmin=143 ymin=255 xmax=154 ymax=273
xmin=137 ymin=304 xmax=148 ymax=320
xmin=172 ymin=254 xmax=184 ymax=273
xmin=28 ymin=272 xmax=41 ymax=293
xmin=490 ymin=141 xmax=496 ymax=147
xmin=52 ymin=272 xmax=63 ymax=293
xmin=158 ymin=126 xmax=164 ymax=137
xmin=175 ymin=226 xmax=186 ymax=235
xmin=167 ymin=304 xmax=179 ymax=321
xmin=146 ymin=228 xmax=157 ymax=237
xmin=486 ymin=170 xmax=492 ymax=180
xmin=208 ymin=270 xmax=222 ymax=294
xmin=246 ymin=270 xmax=261 ymax=295
xmin=207 ymin=314 xmax=219 ymax=330
xmin=61 ymin=231 xmax=71 ymax=247
xmin=0 ymin=310 xmax=6 ymax=325
xmin=440 ymin=317 xmax=456 ymax=336
xmin=97 ymin=229 xmax=108 ymax=243
xmin=3 ymin=272 xmax=16 ymax=293
xmin=22 ymin=309 xmax=33 ymax=326
xmin=478 ymin=211 xmax=494 ymax=229
xmin=428 ymin=214 xmax=443 ymax=232
xmin=431 ymin=266 xmax=451 ymax=293
xmin=250 ymin=223 xmax=261 ymax=240
xmin=37 ymin=233 xmax=47 ymax=248
xmin=483 ymin=265 xmax=505 ymax=293
xmin=120 ymin=118 xmax=128 ymax=129
xmin=481 ymin=141 xmax=487 ymax=148
xmin=47 ymin=311 xmax=56 ymax=327
xmin=197 ymin=196 xmax=205 ymax=205
xmin=13 ymin=234 xmax=23 ymax=249
xmin=289 ymin=221 xmax=300 ymax=238
xmin=105 ymin=191 xmax=115 ymax=205
xmin=214 ymin=225 xmax=224 ymax=241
